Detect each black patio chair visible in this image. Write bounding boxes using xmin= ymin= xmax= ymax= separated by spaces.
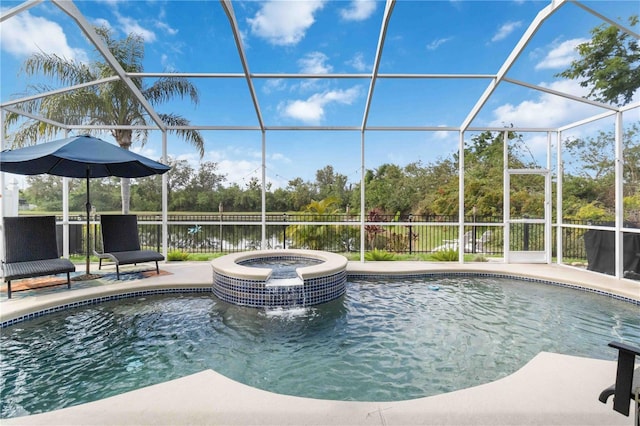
xmin=598 ymin=341 xmax=640 ymax=424
xmin=96 ymin=214 xmax=164 ymax=280
xmin=2 ymin=216 xmax=76 ymax=298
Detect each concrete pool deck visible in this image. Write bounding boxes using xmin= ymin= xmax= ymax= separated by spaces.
xmin=1 ymin=260 xmax=638 ymax=425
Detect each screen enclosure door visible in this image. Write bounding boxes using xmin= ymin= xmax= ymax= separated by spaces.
xmin=504 ymin=169 xmax=551 ymax=263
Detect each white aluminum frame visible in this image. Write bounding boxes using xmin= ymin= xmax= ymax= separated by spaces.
xmin=1 ymin=0 xmax=638 ymax=279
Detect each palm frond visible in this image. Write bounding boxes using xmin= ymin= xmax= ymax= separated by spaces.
xmin=144 ymin=76 xmax=200 ymax=105
xmin=160 ymin=113 xmax=205 ymax=158
xmin=23 ymin=53 xmax=94 ymax=86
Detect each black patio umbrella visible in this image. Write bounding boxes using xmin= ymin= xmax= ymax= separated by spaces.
xmin=0 ymin=135 xmax=170 ymax=274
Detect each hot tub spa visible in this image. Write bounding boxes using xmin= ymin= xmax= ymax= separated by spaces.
xmin=210 ymin=249 xmax=348 ymax=308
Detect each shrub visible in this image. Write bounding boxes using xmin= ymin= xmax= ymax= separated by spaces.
xmin=430 ymin=249 xmax=458 ymax=261
xmin=167 ymin=250 xmax=190 ymax=261
xmin=365 ymin=249 xmax=395 ymax=261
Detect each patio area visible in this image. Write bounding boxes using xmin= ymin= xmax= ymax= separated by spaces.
xmin=1 ymin=261 xmax=637 ymax=425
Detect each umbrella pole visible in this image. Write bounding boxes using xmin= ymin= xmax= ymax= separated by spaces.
xmin=86 ymin=168 xmax=91 ymax=275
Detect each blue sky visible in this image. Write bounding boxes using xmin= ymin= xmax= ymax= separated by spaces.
xmin=1 ymin=0 xmax=638 ymax=190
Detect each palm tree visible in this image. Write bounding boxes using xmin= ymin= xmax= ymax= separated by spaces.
xmin=3 ymin=26 xmax=205 ymax=213
xmin=289 ymin=197 xmax=341 ymax=250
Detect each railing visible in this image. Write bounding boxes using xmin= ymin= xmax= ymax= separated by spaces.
xmin=52 ymin=213 xmax=618 ymax=263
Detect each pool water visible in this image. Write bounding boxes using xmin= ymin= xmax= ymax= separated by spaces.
xmin=239 ymin=257 xmax=322 ymax=279
xmin=1 ymin=276 xmax=639 ymax=418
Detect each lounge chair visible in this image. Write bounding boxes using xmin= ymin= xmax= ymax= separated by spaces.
xmin=432 ymin=230 xmax=472 ymax=252
xmin=598 ymin=341 xmax=640 ymax=422
xmin=434 ymin=230 xmax=494 ymax=253
xmin=96 ymin=214 xmax=164 ymax=279
xmin=2 ymin=216 xmax=76 ymax=298
xmin=475 ymin=230 xmax=493 ymax=252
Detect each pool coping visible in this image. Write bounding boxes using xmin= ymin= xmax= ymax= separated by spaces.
xmin=1 ymin=260 xmax=638 ymax=425
xmin=211 ymin=249 xmax=348 ymax=280
xmin=2 ymin=261 xmax=638 ymax=327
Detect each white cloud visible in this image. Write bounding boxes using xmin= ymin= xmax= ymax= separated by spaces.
xmin=160 ymin=53 xmax=177 ymax=71
xmin=247 ymin=0 xmax=325 ymax=46
xmin=93 ymin=18 xmax=113 ymax=32
xmin=270 ymin=152 xmax=291 ymax=163
xmin=202 ymin=148 xmax=290 ymax=189
xmin=432 ymin=127 xmax=455 ymax=140
xmin=298 ymin=51 xmax=333 ymax=73
xmin=131 ymin=145 xmax=163 ymax=161
xmin=155 ymin=20 xmax=178 ymax=36
xmin=154 ymin=7 xmax=178 ymax=36
xmin=489 ymin=79 xmax=594 ymax=128
xmin=263 ymin=79 xmax=287 ymax=94
xmin=339 ymin=0 xmax=377 ymax=21
xmin=346 ymin=52 xmax=368 ymax=71
xmin=0 ymin=11 xmax=87 ymax=62
xmin=535 ymin=38 xmax=588 ymax=70
xmin=117 ymin=15 xmax=156 ymax=42
xmin=426 ymin=37 xmax=452 ymax=51
xmin=217 ymin=158 xmax=260 ymax=186
xmin=491 ymin=21 xmax=522 ymax=42
xmin=279 ymin=87 xmax=360 ymax=124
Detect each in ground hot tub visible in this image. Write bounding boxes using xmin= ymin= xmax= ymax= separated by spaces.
xmin=211 ymin=249 xmax=347 ymax=308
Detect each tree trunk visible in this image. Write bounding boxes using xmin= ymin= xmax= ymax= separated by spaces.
xmin=114 ymin=130 xmax=133 ymax=214
xmin=121 ymin=177 xmax=130 ymax=214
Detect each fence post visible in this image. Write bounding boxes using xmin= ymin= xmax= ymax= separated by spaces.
xmin=408 ymin=214 xmax=413 ymax=254
xmin=472 ymin=207 xmax=477 ymax=254
xmin=283 ymin=212 xmax=287 ymax=249
xmin=219 ymin=203 xmax=223 ymax=252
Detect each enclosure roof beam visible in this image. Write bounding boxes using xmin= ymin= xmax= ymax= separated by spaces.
xmin=51 ymin=0 xmax=167 ymax=132
xmin=0 ymin=76 xmax=121 ymax=109
xmin=571 ymin=0 xmax=640 ymax=38
xmin=0 ymin=0 xmax=42 ymax=22
xmin=502 ymin=77 xmax=618 ymax=111
xmin=361 ymin=0 xmax=395 ymax=131
xmin=127 ymin=72 xmax=496 ymax=80
xmin=460 ymin=0 xmax=568 ymax=132
xmin=220 ymin=0 xmax=265 ymax=131
xmin=2 ymin=106 xmax=68 ymax=130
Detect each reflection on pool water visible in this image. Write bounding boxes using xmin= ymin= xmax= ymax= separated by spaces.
xmin=1 ymin=276 xmax=639 ymax=419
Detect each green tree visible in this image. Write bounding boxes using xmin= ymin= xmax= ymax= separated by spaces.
xmin=556 ymin=15 xmax=639 ymax=106
xmin=4 ymin=26 xmax=205 ymax=213
xmin=562 ymin=123 xmax=639 ymax=220
xmin=414 ymin=158 xmax=458 ymax=216
xmin=185 ymin=162 xmax=226 ymax=211
xmin=287 ymin=177 xmax=315 ymax=211
xmin=314 ymin=165 xmax=349 ymax=207
xmin=267 ymin=187 xmax=290 ymax=212
xmin=71 ymin=177 xmax=120 ymax=212
xmin=130 ymin=175 xmax=161 ymax=211
xmin=365 ymin=163 xmax=416 ymax=215
xmin=22 ymin=175 xmax=67 ymax=211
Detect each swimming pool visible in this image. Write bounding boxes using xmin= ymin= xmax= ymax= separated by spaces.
xmin=1 ymin=275 xmax=638 ymax=419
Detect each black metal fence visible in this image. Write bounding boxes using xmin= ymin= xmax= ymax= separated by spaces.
xmin=49 ymin=213 xmax=623 ymax=263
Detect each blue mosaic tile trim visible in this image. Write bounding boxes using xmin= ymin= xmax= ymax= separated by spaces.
xmin=1 ymin=288 xmax=210 ymax=328
xmin=347 ymin=271 xmax=640 ymax=306
xmin=213 ymin=269 xmax=347 ymax=308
